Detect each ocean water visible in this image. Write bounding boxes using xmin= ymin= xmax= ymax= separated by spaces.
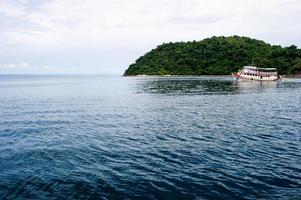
xmin=0 ymin=75 xmax=300 ymax=199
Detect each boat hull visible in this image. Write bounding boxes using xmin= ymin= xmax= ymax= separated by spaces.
xmin=231 ymin=73 xmax=281 ymax=81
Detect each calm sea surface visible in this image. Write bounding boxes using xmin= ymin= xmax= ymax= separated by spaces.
xmin=0 ymin=75 xmax=300 ymax=199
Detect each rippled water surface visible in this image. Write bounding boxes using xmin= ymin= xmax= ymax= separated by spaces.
xmin=0 ymin=75 xmax=300 ymax=199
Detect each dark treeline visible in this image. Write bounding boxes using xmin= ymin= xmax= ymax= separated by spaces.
xmin=124 ymin=36 xmax=301 ymax=76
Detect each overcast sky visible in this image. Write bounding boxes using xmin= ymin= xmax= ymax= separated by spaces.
xmin=0 ymin=0 xmax=300 ymax=74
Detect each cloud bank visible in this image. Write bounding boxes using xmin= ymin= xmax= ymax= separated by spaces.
xmin=0 ymin=0 xmax=300 ymax=74
xmin=0 ymin=62 xmax=60 ymax=74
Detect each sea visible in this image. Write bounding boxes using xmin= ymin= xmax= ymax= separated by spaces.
xmin=0 ymin=75 xmax=300 ymax=199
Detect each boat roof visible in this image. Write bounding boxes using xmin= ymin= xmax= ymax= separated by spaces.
xmin=258 ymin=68 xmax=277 ymax=70
xmin=243 ymin=66 xmax=277 ymax=70
xmin=243 ymin=66 xmax=257 ymax=69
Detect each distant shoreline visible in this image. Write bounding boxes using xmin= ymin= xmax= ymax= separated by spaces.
xmin=124 ymin=74 xmax=231 ymax=77
xmin=124 ymin=74 xmax=301 ymax=78
xmin=0 ymin=74 xmax=300 ymax=78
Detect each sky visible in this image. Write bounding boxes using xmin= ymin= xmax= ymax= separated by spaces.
xmin=0 ymin=0 xmax=300 ymax=75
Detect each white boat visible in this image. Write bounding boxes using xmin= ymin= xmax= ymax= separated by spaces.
xmin=232 ymin=66 xmax=281 ymax=81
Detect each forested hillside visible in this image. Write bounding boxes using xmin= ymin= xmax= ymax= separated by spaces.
xmin=124 ymin=36 xmax=301 ymax=76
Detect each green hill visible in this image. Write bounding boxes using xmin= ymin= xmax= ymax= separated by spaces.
xmin=124 ymin=36 xmax=301 ymax=76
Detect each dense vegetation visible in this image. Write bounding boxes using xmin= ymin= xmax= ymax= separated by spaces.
xmin=124 ymin=36 xmax=301 ymax=76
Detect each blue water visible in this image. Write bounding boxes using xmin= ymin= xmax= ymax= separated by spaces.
xmin=0 ymin=75 xmax=300 ymax=199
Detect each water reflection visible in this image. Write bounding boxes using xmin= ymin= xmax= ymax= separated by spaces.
xmin=135 ymin=77 xmax=237 ymax=95
xmin=234 ymin=78 xmax=301 ymax=93
xmin=134 ymin=76 xmax=293 ymax=95
xmin=233 ymin=79 xmax=280 ymax=93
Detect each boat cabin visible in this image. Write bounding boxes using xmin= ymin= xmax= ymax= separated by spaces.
xmin=240 ymin=66 xmax=278 ymax=77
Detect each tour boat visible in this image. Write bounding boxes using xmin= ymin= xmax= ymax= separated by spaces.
xmin=232 ymin=66 xmax=281 ymax=81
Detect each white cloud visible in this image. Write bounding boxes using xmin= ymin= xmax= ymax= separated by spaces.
xmin=0 ymin=62 xmax=61 ymax=74
xmin=0 ymin=62 xmax=55 ymax=69
xmin=0 ymin=0 xmax=299 ymax=47
xmin=0 ymin=0 xmax=300 ymax=74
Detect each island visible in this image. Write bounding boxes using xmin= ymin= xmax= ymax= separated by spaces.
xmin=124 ymin=36 xmax=301 ymax=76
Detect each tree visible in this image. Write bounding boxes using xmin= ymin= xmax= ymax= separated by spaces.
xmin=123 ymin=36 xmax=301 ymax=76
